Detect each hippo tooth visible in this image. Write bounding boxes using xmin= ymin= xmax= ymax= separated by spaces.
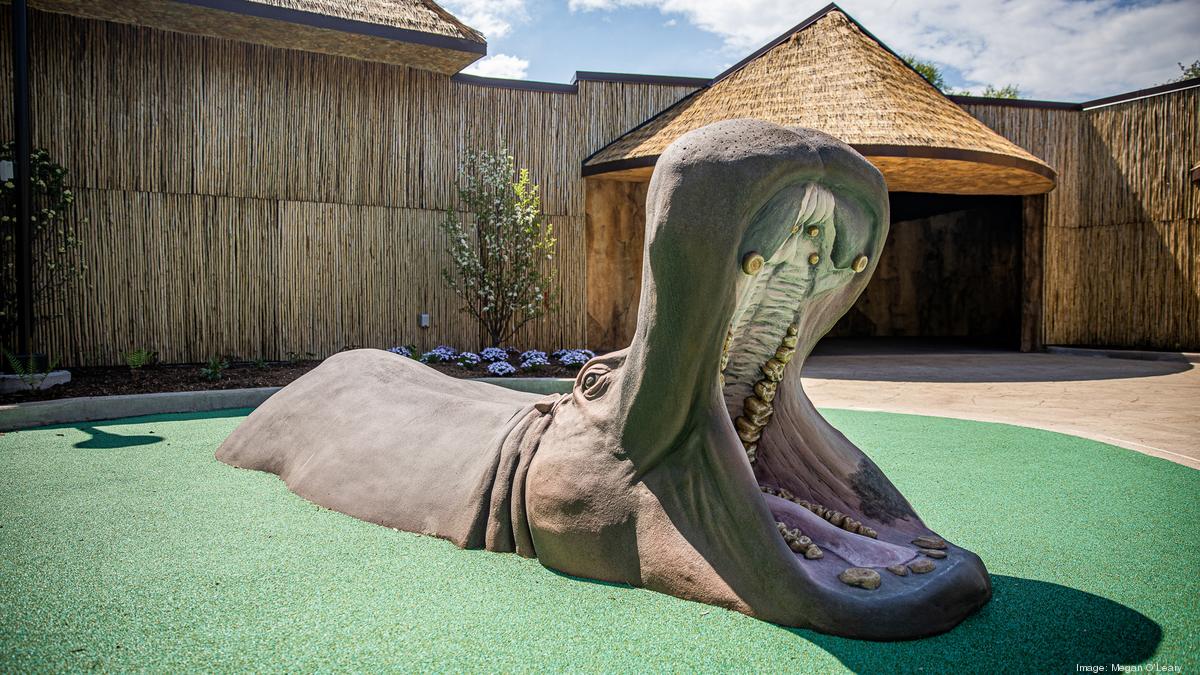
xmin=753 ymin=380 xmax=777 ymax=402
xmin=920 ymin=548 xmax=947 ymax=559
xmin=743 ymin=396 xmax=772 ymax=418
xmin=838 ymin=568 xmax=881 ymax=590
xmin=909 ymin=559 xmax=936 ymax=574
xmin=804 ymin=545 xmax=824 ymax=560
xmin=886 ymin=564 xmax=910 ymax=576
xmin=761 ymin=359 xmax=786 ymax=382
xmin=773 ymin=347 xmax=794 ymax=365
xmin=912 ymin=536 xmax=947 ymax=550
xmin=780 ymin=333 xmax=798 ymax=349
xmin=735 ymin=419 xmax=762 ymax=442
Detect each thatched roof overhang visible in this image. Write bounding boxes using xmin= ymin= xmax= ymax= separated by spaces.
xmin=26 ymin=0 xmax=486 ymax=74
xmin=583 ymin=4 xmax=1057 ymax=196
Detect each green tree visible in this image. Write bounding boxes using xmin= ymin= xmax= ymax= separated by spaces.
xmin=1168 ymin=59 xmax=1200 ymax=83
xmin=903 ymin=54 xmax=947 ymax=91
xmin=1 ymin=143 xmax=87 ymax=348
xmin=979 ymin=84 xmax=1021 ymax=98
xmin=440 ymin=150 xmax=556 ymax=346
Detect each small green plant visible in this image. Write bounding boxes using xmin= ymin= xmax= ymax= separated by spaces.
xmin=123 ymin=348 xmax=157 ymax=370
xmin=252 ymin=356 xmax=268 ymax=370
xmin=200 ymin=356 xmax=228 ymax=382
xmin=4 ymin=348 xmax=60 ymax=391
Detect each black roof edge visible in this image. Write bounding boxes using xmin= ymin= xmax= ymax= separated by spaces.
xmin=573 ymin=71 xmax=711 ymax=87
xmin=450 ymin=73 xmax=578 ymax=93
xmin=177 ymin=0 xmax=487 ymax=55
xmin=950 ymin=95 xmax=1081 ymax=111
xmin=1081 ymin=77 xmax=1200 ymax=109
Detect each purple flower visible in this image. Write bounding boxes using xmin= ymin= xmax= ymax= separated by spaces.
xmin=457 ymin=351 xmax=481 ymax=366
xmin=487 ymin=361 xmax=517 ymax=376
xmin=386 ymin=346 xmax=413 ymax=358
xmin=519 ymin=350 xmax=547 ymax=363
xmin=520 ymin=353 xmax=550 ymax=370
xmin=557 ymin=349 xmax=592 ymax=367
xmin=480 ymin=347 xmax=509 ymax=362
xmin=420 ymin=345 xmax=458 ymax=363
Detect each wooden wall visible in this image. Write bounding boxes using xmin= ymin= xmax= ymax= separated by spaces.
xmin=962 ymin=91 xmax=1199 ymax=351
xmin=584 ymin=179 xmax=647 ymax=351
xmin=0 ymin=9 xmax=697 ymax=364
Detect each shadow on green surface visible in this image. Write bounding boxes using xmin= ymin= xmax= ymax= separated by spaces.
xmin=34 ymin=408 xmax=255 ymax=434
xmin=800 ymin=575 xmax=1162 ymax=670
xmin=73 ymin=425 xmax=163 ymax=449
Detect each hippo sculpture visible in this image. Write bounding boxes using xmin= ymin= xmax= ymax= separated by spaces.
xmin=218 ymin=119 xmax=991 ymax=640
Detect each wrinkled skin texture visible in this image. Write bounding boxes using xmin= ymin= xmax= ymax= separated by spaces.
xmin=218 ymin=120 xmax=991 ymax=640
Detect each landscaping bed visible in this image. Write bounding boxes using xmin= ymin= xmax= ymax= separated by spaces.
xmin=0 ymin=349 xmax=584 ymax=405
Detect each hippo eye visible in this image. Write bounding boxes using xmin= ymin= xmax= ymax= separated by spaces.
xmin=578 ymin=367 xmax=610 ymax=399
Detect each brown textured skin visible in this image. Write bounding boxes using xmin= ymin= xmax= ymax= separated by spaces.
xmin=218 ymin=120 xmax=991 ymax=639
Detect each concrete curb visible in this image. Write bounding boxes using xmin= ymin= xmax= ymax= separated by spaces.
xmin=473 ymin=377 xmax=574 ymax=395
xmin=0 ymin=387 xmax=282 ymax=431
xmin=1046 ymin=345 xmax=1200 ymax=364
xmin=0 ymin=378 xmax=575 ymax=431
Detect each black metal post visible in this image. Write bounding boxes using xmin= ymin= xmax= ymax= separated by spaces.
xmin=12 ymin=0 xmax=32 ymax=355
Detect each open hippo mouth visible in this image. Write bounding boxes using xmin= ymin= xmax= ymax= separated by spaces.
xmin=720 ymin=181 xmax=947 ymax=582
xmin=216 ymin=119 xmax=991 ymax=642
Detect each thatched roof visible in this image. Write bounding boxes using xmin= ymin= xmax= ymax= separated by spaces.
xmin=584 ymin=5 xmax=1055 ymax=195
xmin=30 ymin=0 xmax=486 ymax=74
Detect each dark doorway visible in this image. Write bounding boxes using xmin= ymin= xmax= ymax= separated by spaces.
xmin=828 ymin=192 xmax=1023 ymax=348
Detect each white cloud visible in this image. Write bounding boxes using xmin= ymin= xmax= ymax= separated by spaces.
xmin=463 ymin=54 xmax=531 ymax=79
xmin=664 ymin=18 xmax=677 ymax=27
xmin=441 ymin=0 xmax=528 ymax=39
xmin=566 ymin=0 xmax=1200 ymax=100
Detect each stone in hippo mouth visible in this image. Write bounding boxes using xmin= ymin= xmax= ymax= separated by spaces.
xmin=216 ymin=119 xmax=991 ymax=641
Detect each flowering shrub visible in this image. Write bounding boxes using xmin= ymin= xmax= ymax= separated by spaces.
xmin=440 ymin=150 xmax=557 ymax=346
xmin=487 ymin=361 xmax=517 ymax=376
xmin=480 ymin=347 xmax=509 ymax=362
xmin=386 ymin=346 xmax=413 ymax=358
xmin=420 ymin=345 xmax=458 ymax=363
xmin=519 ymin=350 xmax=547 ymax=363
xmin=520 ymin=353 xmax=550 ymax=370
xmin=557 ymin=349 xmax=593 ymax=367
xmin=457 ymin=351 xmax=481 ymax=367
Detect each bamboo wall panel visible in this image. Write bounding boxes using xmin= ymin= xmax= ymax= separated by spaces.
xmin=0 ymin=8 xmax=688 ymax=364
xmin=963 ymin=93 xmax=1198 ymax=350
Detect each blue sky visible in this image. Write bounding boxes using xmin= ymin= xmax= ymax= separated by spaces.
xmin=442 ymin=0 xmax=1200 ymax=101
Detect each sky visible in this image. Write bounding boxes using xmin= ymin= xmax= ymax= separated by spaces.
xmin=441 ymin=0 xmax=1200 ymax=101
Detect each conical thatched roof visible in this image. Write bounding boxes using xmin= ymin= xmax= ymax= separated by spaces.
xmin=32 ymin=0 xmax=486 ymax=74
xmin=584 ymin=5 xmax=1055 ymax=195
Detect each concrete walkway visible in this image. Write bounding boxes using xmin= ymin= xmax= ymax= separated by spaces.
xmin=801 ymin=348 xmax=1200 ymax=470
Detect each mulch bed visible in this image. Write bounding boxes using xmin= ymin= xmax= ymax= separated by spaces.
xmin=1 ymin=359 xmax=578 ymax=405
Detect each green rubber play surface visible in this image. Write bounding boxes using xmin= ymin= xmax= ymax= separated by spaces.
xmin=1 ymin=409 xmax=1196 ymax=672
